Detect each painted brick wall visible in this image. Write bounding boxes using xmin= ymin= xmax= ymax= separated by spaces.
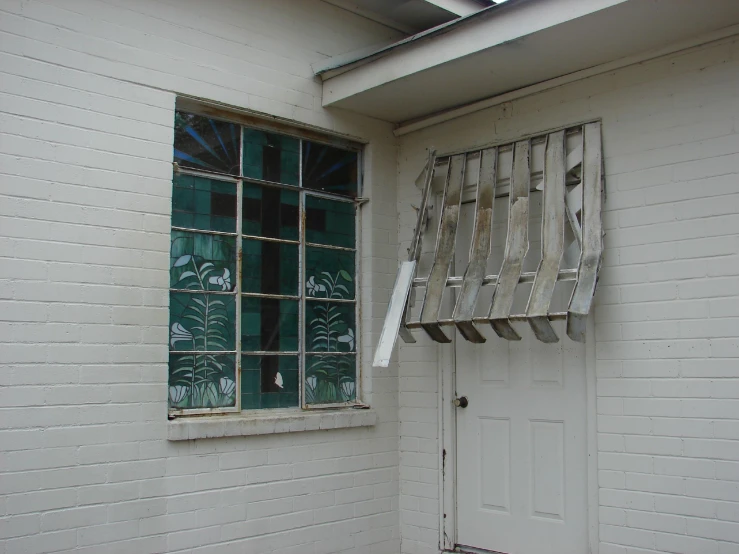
xmin=0 ymin=1 xmax=403 ymax=552
xmin=396 ymin=35 xmax=739 ymax=554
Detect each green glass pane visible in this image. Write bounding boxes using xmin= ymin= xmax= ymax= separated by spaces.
xmin=306 ymin=301 xmax=355 ymax=354
xmin=241 ymin=355 xmax=299 ymax=409
xmin=170 ymin=292 xmax=236 ymax=352
xmin=305 ymin=247 xmax=355 ymax=301
xmin=241 ymin=298 xmax=298 ymax=352
xmin=172 ymin=174 xmax=237 ymax=233
xmin=242 ymin=239 xmax=299 ymax=296
xmin=174 ymin=111 xmax=240 ymax=175
xmin=170 ymin=230 xmax=236 ymax=291
xmin=242 ymin=128 xmax=299 ymax=186
xmin=242 ymin=182 xmax=299 ymax=240
xmin=305 ymin=196 xmax=355 ymax=249
xmin=305 ymin=354 xmax=356 ymax=405
xmin=302 ymin=141 xmax=358 ymax=198
xmin=169 ymin=353 xmax=236 ymax=409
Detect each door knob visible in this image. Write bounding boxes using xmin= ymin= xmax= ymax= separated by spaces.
xmin=453 ymin=396 xmax=469 ymax=408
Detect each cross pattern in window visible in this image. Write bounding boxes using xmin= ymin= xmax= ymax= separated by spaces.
xmin=169 ymin=109 xmax=360 ymax=413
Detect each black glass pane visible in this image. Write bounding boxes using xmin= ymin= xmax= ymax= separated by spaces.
xmin=243 ymin=129 xmax=299 ymax=186
xmin=242 ymin=239 xmax=299 ymax=296
xmin=170 ymin=230 xmax=236 ymax=291
xmin=305 ymin=354 xmax=356 ymax=405
xmin=174 ymin=111 xmax=240 ymax=174
xmin=305 ymin=196 xmax=355 ymax=249
xmin=241 ymin=355 xmax=299 ymax=409
xmin=241 ymin=298 xmax=298 ymax=352
xmin=242 ymin=182 xmax=299 ymax=240
xmin=172 ymin=174 xmax=236 ymax=233
xmin=169 ymin=353 xmax=236 ymax=409
xmin=302 ymin=141 xmax=358 ymax=198
xmin=305 ymin=247 xmax=355 ymax=301
xmin=306 ymin=301 xmax=355 ymax=354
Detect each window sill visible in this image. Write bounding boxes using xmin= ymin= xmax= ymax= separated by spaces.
xmin=167 ymin=407 xmax=377 ymax=441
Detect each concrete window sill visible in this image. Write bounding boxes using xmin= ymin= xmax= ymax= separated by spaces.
xmin=167 ymin=408 xmax=377 ymax=440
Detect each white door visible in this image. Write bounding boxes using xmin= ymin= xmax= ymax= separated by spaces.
xmin=454 ymin=201 xmax=590 ymax=554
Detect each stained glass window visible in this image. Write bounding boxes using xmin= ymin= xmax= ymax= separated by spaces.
xmin=169 ymin=109 xmax=360 ymax=413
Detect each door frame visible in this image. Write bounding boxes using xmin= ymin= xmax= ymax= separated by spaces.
xmin=438 ymin=313 xmax=600 ymax=553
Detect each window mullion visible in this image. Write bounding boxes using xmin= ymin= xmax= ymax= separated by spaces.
xmin=235 ymin=125 xmax=245 ymax=412
xmin=235 ymin=176 xmax=243 ymax=412
xmin=299 ymin=140 xmax=306 ymax=409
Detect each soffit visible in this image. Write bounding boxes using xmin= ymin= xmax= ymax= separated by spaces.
xmin=320 ymin=0 xmax=739 ymax=123
xmin=322 ymin=0 xmax=493 ymax=34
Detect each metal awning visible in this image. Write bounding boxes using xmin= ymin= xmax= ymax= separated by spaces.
xmin=373 ymin=121 xmax=604 ymax=367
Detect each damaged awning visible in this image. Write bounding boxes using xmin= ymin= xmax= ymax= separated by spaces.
xmin=373 ymin=121 xmax=604 ymax=367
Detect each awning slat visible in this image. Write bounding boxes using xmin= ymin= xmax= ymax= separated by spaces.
xmin=567 ymin=122 xmax=603 ymax=342
xmin=420 ymin=153 xmax=466 ymax=343
xmin=453 ymin=147 xmax=497 ymax=343
xmin=527 ymin=131 xmax=566 ymax=343
xmin=488 ymin=140 xmax=530 ymax=341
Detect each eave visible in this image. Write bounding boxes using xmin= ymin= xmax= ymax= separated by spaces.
xmin=318 ymin=0 xmax=739 ymax=125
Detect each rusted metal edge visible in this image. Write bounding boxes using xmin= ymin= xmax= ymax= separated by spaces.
xmin=407 ymin=312 xmax=568 ymax=329
xmin=453 ymin=147 xmax=497 ymax=343
xmin=413 ymin=267 xmax=578 ymax=288
xmin=398 ymin=150 xmax=437 ymax=344
xmin=527 ymin=130 xmax=566 ymax=343
xmin=567 ymin=122 xmax=604 ymax=342
xmin=420 ymin=154 xmax=466 ymax=343
xmin=489 ymin=140 xmax=530 ymax=341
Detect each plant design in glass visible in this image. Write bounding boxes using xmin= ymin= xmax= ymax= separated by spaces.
xmin=169 ymin=252 xmax=236 ymax=409
xmin=305 ymin=270 xmax=356 ymax=404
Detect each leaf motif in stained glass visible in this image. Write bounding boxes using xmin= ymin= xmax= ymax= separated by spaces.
xmin=305 ymin=247 xmax=354 ymax=300
xmin=170 ymin=231 xmax=235 ymax=291
xmin=174 ymin=111 xmax=240 ymax=174
xmin=305 ymin=354 xmax=356 ymax=405
xmin=306 ymin=301 xmax=355 ymax=354
xmin=169 ymin=353 xmax=236 ymax=408
xmin=169 ymin=292 xmax=236 ymax=352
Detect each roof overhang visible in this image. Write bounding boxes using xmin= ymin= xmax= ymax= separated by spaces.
xmin=319 ymin=0 xmax=739 ymax=124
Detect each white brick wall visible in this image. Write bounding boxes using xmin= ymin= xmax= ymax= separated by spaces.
xmin=396 ymin=35 xmax=739 ymax=554
xmin=0 ymin=0 xmax=402 ymax=552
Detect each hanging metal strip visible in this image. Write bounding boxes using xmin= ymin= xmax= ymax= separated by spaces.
xmin=526 ymin=131 xmax=566 ymax=343
xmin=567 ymin=122 xmax=603 ymax=342
xmin=372 ymin=260 xmax=416 ymax=367
xmin=488 ymin=140 xmax=530 ymax=341
xmin=453 ymin=147 xmax=497 ymax=343
xmin=372 ymin=151 xmax=436 ymax=366
xmin=420 ymin=153 xmax=466 ymax=343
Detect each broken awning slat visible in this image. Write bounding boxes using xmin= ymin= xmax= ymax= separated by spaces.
xmin=419 ymin=154 xmax=466 ymax=343
xmin=452 ymin=147 xmax=497 ymax=343
xmin=567 ymin=121 xmax=604 ymax=342
xmin=489 ymin=140 xmax=530 ymax=341
xmin=526 ymin=130 xmax=566 ymax=343
xmin=372 ymin=122 xmax=604 ymax=367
